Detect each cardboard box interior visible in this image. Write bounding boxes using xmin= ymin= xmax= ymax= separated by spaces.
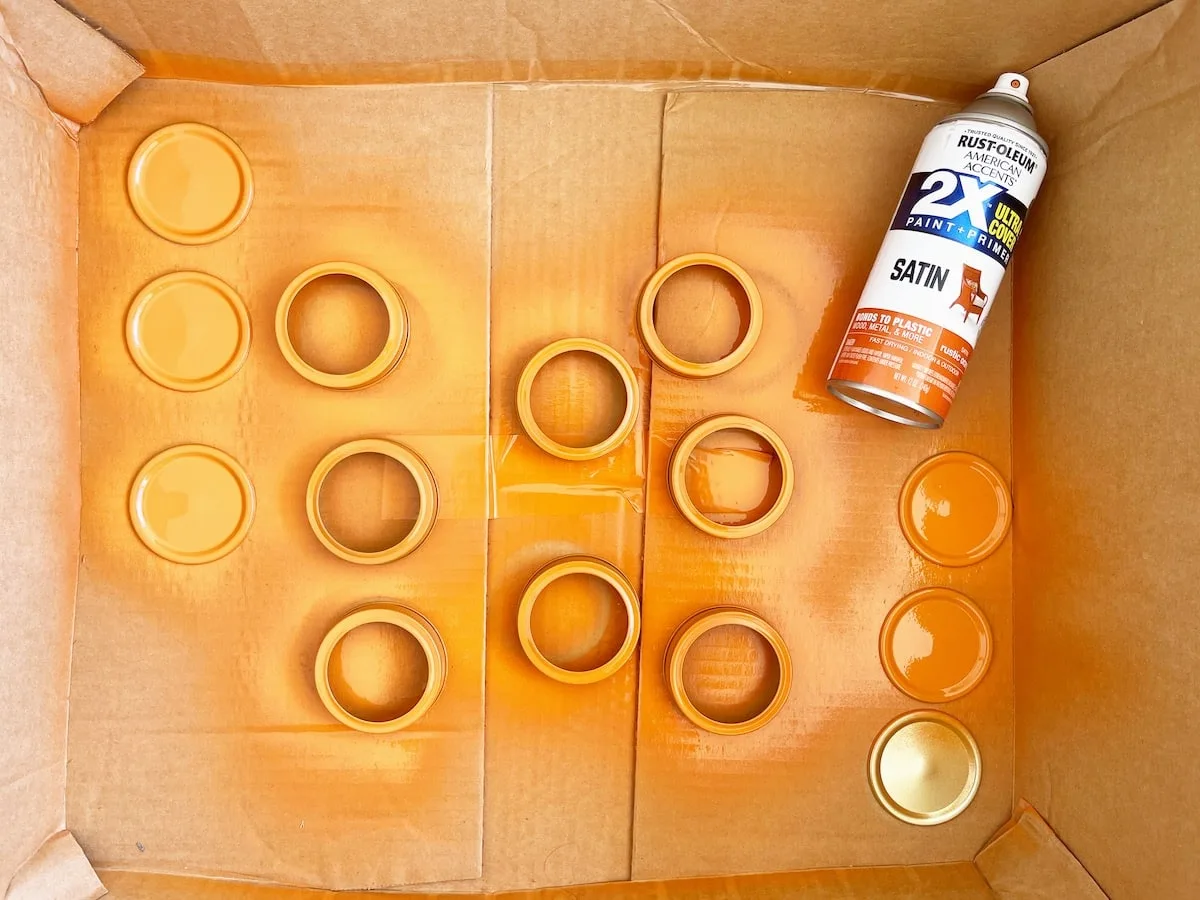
xmin=1 ymin=0 xmax=1196 ymax=897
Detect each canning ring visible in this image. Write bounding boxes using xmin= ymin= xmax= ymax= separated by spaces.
xmin=305 ymin=438 xmax=438 ymax=564
xmin=275 ymin=261 xmax=409 ymax=390
xmin=665 ymin=606 xmax=792 ymax=735
xmin=637 ymin=252 xmax=763 ymax=377
xmin=668 ymin=414 xmax=795 ymax=539
xmin=517 ymin=556 xmax=641 ymax=685
xmin=314 ymin=602 xmax=448 ymax=734
xmin=516 ymin=338 xmax=641 ymax=461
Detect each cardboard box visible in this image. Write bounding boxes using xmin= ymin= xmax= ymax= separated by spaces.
xmin=0 ymin=0 xmax=1194 ymax=896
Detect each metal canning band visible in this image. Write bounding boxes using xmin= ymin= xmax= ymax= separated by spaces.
xmin=516 ymin=337 xmax=641 ymax=461
xmin=637 ymin=252 xmax=763 ymax=378
xmin=305 ymin=438 xmax=438 ymax=565
xmin=314 ymin=602 xmax=447 ymax=734
xmin=275 ymin=261 xmax=409 ymax=390
xmin=665 ymin=606 xmax=792 ymax=736
xmin=516 ymin=555 xmax=641 ymax=685
xmin=667 ymin=413 xmax=795 ymax=539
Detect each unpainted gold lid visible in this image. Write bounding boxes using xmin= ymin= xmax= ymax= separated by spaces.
xmin=869 ymin=710 xmax=981 ymax=825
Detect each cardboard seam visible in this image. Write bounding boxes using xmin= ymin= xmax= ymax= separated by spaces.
xmin=0 ymin=5 xmax=80 ymax=137
xmin=1023 ymin=0 xmax=1176 ymax=73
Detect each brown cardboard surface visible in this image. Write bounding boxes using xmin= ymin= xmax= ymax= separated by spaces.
xmin=631 ymin=90 xmax=1015 ymax=878
xmin=975 ymin=803 xmax=1106 ymax=900
xmin=1015 ymin=3 xmax=1200 ymax=898
xmin=98 ymin=863 xmax=996 ymax=899
xmin=464 ymin=85 xmax=661 ymax=891
xmin=69 ymin=80 xmax=491 ymax=889
xmin=5 ymin=832 xmax=105 ymax=900
xmin=0 ymin=0 xmax=140 ymax=123
xmin=65 ymin=0 xmax=1153 ymax=98
xmin=0 ymin=11 xmax=79 ymax=893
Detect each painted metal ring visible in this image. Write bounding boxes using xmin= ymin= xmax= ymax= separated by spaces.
xmin=305 ymin=438 xmax=438 ymax=565
xmin=275 ymin=261 xmax=409 ymax=390
xmin=517 ymin=556 xmax=641 ymax=685
xmin=314 ymin=602 xmax=447 ymax=734
xmin=637 ymin=252 xmax=763 ymax=378
xmin=668 ymin=413 xmax=795 ymax=539
xmin=516 ymin=337 xmax=641 ymax=461
xmin=665 ymin=606 xmax=792 ymax=735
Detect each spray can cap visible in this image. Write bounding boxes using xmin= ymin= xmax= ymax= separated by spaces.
xmin=987 ymin=73 xmax=1030 ymax=102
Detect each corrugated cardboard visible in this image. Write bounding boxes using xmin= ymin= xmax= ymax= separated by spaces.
xmin=96 ymin=862 xmax=996 ymax=899
xmin=2 ymin=0 xmax=1197 ymax=897
xmin=0 ymin=0 xmax=139 ymax=123
xmin=64 ymin=0 xmax=1153 ymax=98
xmin=1015 ymin=2 xmax=1200 ymax=898
xmin=0 ymin=8 xmax=80 ymax=891
xmin=632 ymin=88 xmax=1014 ymax=878
xmin=70 ymin=79 xmax=491 ymax=890
xmin=975 ymin=803 xmax=1106 ymax=900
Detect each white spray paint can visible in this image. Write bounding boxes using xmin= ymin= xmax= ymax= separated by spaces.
xmin=827 ymin=73 xmax=1048 ymax=428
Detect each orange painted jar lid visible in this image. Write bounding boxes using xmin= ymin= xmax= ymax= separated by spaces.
xmin=869 ymin=710 xmax=981 ymax=826
xmin=898 ymin=451 xmax=1012 ymax=566
xmin=879 ymin=588 xmax=992 ymax=703
xmin=129 ymin=444 xmax=255 ymax=564
xmin=126 ymin=272 xmax=251 ymax=392
xmin=127 ymin=123 xmax=253 ymax=244
xmin=314 ymin=602 xmax=448 ymax=734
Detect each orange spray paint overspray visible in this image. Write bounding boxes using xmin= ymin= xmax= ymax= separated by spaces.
xmin=827 ymin=73 xmax=1048 ymax=427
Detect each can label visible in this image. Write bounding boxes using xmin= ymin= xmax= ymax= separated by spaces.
xmin=829 ymin=118 xmax=1047 ymax=420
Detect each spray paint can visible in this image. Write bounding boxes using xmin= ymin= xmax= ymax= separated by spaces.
xmin=827 ymin=73 xmax=1048 ymax=428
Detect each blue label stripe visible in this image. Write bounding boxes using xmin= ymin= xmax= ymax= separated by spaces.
xmin=889 ymin=171 xmax=1028 ymax=267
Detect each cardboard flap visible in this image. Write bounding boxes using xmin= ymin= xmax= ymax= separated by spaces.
xmin=0 ymin=0 xmax=140 ymax=123
xmin=96 ymin=864 xmax=996 ymax=898
xmin=1013 ymin=2 xmax=1200 ymax=899
xmin=0 ymin=4 xmax=79 ymax=892
xmin=64 ymin=0 xmax=1157 ymax=97
xmin=975 ymin=803 xmax=1106 ymax=900
xmin=5 ymin=832 xmax=104 ymax=900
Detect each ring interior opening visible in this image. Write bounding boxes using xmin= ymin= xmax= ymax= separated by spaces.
xmin=653 ymin=264 xmax=751 ymax=363
xmin=681 ymin=623 xmax=781 ymax=724
xmin=683 ymin=428 xmax=784 ymax=526
xmin=318 ymin=452 xmax=419 ymax=552
xmin=529 ymin=350 xmax=628 ymax=449
xmin=327 ymin=621 xmax=429 ymax=723
xmin=287 ymin=273 xmax=390 ymax=375
xmin=530 ymin=572 xmax=630 ymax=672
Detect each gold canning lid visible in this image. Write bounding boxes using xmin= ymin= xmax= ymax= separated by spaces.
xmin=668 ymin=414 xmax=795 ymax=539
xmin=126 ymin=272 xmax=251 ymax=392
xmin=899 ymin=451 xmax=1012 ymax=567
xmin=517 ymin=556 xmax=642 ymax=685
xmin=637 ymin=252 xmax=763 ymax=378
xmin=869 ymin=710 xmax=982 ymax=825
xmin=516 ymin=337 xmax=641 ymax=461
xmin=129 ymin=444 xmax=255 ymax=564
xmin=275 ymin=262 xmax=410 ymax=390
xmin=665 ymin=606 xmax=792 ymax=735
xmin=879 ymin=588 xmax=992 ymax=703
xmin=314 ymin=602 xmax=448 ymax=734
xmin=127 ymin=123 xmax=253 ymax=245
xmin=306 ymin=438 xmax=438 ymax=565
